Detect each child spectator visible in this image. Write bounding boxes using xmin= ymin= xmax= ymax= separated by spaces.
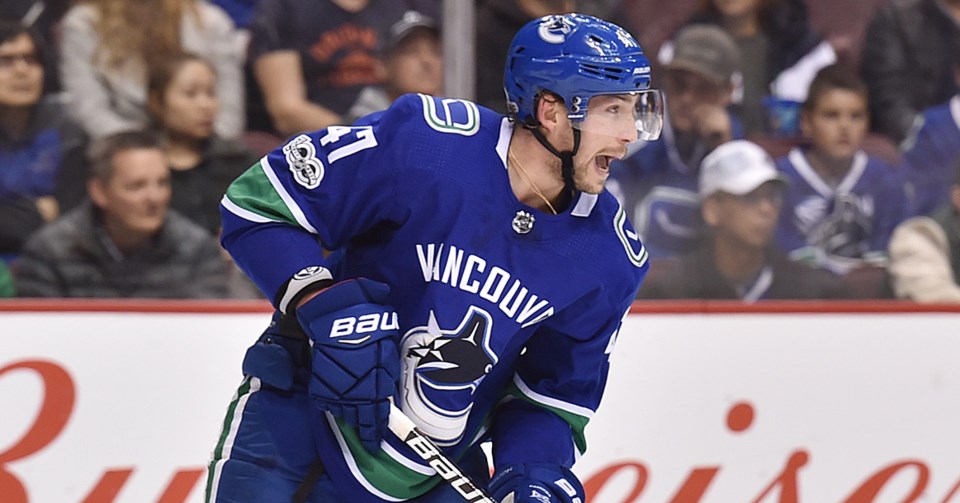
xmin=888 ymin=160 xmax=960 ymax=302
xmin=346 ymin=10 xmax=442 ymax=122
xmin=775 ymin=64 xmax=909 ymax=276
xmin=59 ymin=0 xmax=244 ymax=140
xmin=13 ymin=130 xmax=230 ymax=298
xmin=639 ymin=140 xmax=846 ymax=301
xmin=0 ymin=21 xmax=88 ymax=255
xmin=608 ymin=24 xmax=741 ymax=259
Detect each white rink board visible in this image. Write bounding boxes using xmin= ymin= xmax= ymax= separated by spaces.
xmin=1 ymin=309 xmax=959 ymax=502
xmin=579 ymin=313 xmax=960 ymax=503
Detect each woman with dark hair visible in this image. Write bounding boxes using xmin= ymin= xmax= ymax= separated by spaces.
xmin=143 ymin=52 xmax=262 ymax=299
xmin=660 ymin=0 xmax=836 ymax=135
xmin=145 ymin=52 xmax=257 ymax=235
xmin=0 ymin=20 xmax=88 ymax=255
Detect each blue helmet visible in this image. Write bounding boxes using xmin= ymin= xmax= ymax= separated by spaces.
xmin=504 ymin=13 xmax=655 ymax=126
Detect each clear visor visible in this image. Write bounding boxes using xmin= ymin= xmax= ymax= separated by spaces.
xmin=574 ymin=90 xmax=664 ymax=143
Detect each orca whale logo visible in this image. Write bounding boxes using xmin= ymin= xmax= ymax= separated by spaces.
xmin=400 ymin=307 xmax=498 ymax=445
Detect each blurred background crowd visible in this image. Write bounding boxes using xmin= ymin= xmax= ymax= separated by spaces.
xmin=0 ymin=0 xmax=958 ymax=303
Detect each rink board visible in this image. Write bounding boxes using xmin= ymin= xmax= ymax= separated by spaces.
xmin=0 ymin=301 xmax=958 ymax=502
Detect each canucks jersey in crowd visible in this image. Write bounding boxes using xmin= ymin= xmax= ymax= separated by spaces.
xmin=209 ymin=93 xmax=648 ymax=501
xmin=775 ymin=147 xmax=910 ymax=274
xmin=607 ymin=109 xmax=742 ymax=259
xmin=901 ymin=94 xmax=960 ymax=216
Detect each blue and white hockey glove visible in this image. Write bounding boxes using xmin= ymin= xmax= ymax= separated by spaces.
xmin=489 ymin=464 xmax=585 ymax=503
xmin=295 ymin=278 xmax=400 ymax=452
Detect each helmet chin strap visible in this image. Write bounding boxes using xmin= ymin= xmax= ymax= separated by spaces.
xmin=530 ymin=126 xmax=582 ymax=196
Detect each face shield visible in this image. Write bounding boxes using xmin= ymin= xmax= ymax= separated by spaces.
xmin=572 ymin=90 xmax=664 ymax=143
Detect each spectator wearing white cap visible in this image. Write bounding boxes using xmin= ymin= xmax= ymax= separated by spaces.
xmin=638 ymin=140 xmax=846 ymax=301
xmin=608 ymin=24 xmax=743 ymax=260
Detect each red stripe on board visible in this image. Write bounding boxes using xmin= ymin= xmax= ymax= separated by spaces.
xmin=629 ymin=300 xmax=960 ymax=314
xmin=0 ymin=299 xmax=959 ymax=315
xmin=0 ymin=299 xmax=273 ymax=313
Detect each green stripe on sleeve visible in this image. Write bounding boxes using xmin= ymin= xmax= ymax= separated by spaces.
xmin=224 ymin=162 xmax=300 ymax=226
xmin=332 ymin=420 xmax=443 ymax=500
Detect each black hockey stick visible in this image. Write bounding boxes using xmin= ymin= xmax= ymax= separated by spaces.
xmin=387 ymin=403 xmax=499 ymax=503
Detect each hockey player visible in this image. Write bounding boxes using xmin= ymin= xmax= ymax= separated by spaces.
xmin=205 ymin=13 xmax=662 ymax=503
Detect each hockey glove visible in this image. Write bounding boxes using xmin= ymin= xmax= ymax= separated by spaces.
xmin=295 ymin=278 xmax=400 ymax=452
xmin=489 ymin=463 xmax=585 ymax=503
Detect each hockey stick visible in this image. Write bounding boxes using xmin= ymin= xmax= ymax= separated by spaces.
xmin=387 ymin=402 xmax=498 ymax=503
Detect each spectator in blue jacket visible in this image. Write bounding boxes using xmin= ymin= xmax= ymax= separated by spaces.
xmin=899 ymin=41 xmax=960 ymax=216
xmin=0 ymin=21 xmax=88 ymax=255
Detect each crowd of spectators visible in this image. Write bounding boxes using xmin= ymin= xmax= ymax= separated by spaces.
xmin=0 ymin=0 xmax=958 ymax=303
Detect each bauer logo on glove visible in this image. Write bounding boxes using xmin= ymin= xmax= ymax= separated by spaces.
xmin=296 ymin=278 xmax=402 ymax=452
xmin=329 ymin=311 xmax=399 ymax=344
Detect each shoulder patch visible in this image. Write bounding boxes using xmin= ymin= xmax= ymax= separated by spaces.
xmin=419 ymin=94 xmax=480 ymax=136
xmin=282 ymin=134 xmax=324 ymax=189
xmin=614 ymin=206 xmax=648 ymax=267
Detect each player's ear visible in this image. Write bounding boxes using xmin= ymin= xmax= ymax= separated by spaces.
xmin=536 ymin=93 xmax=564 ymax=131
xmin=951 ymin=184 xmax=960 ymax=211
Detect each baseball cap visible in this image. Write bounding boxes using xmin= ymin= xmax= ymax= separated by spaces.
xmin=665 ymin=25 xmax=740 ymax=85
xmin=699 ymin=140 xmax=786 ymax=198
xmin=385 ymin=10 xmax=438 ymax=53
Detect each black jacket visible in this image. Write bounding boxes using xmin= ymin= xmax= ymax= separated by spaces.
xmin=638 ymin=241 xmax=848 ymax=300
xmin=861 ymin=0 xmax=960 ymax=143
xmin=13 ymin=203 xmax=230 ymax=298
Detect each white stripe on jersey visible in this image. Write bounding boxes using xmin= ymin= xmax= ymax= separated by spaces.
xmin=220 ymin=194 xmax=278 ymax=223
xmin=788 ymin=147 xmax=867 ymax=196
xmin=513 ymin=374 xmax=595 ymax=420
xmin=208 ymin=377 xmax=261 ymax=503
xmin=260 ymin=155 xmax=319 ymax=234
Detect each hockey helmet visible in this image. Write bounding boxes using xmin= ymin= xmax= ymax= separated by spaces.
xmin=503 ymin=13 xmax=663 ymax=141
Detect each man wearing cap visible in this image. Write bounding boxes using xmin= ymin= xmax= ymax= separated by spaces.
xmin=638 ymin=140 xmax=847 ymax=301
xmin=608 ymin=24 xmax=743 ymax=260
xmin=346 ymin=10 xmax=442 ymax=122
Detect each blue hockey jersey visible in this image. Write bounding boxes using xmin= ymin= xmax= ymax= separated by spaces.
xmin=901 ymin=94 xmax=960 ymax=216
xmin=218 ymin=93 xmax=648 ymax=500
xmin=775 ymin=147 xmax=909 ymax=274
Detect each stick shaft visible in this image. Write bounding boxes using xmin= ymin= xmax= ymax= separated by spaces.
xmin=388 ymin=403 xmax=498 ymax=503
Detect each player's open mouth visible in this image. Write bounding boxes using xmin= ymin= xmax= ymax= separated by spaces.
xmin=595 ymin=155 xmax=612 ymax=172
